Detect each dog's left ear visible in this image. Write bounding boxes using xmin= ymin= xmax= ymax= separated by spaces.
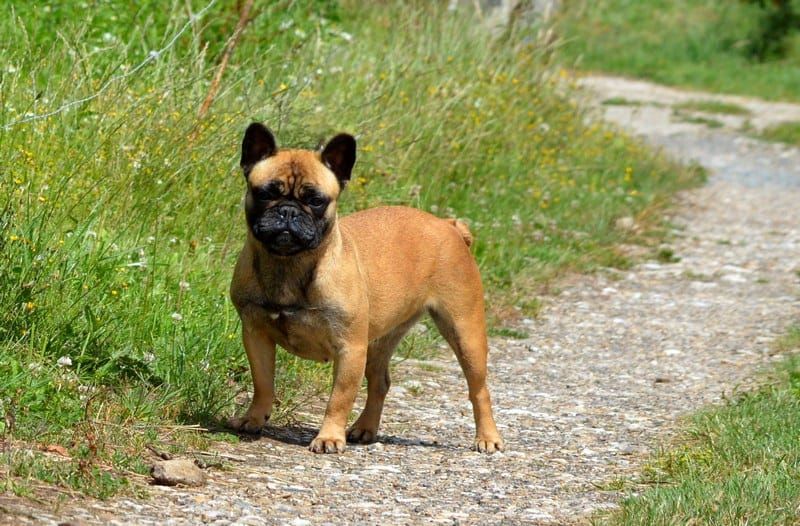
xmin=241 ymin=123 xmax=277 ymax=173
xmin=321 ymin=133 xmax=356 ymax=188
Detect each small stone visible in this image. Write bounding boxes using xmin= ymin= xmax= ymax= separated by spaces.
xmin=615 ymin=216 xmax=635 ymax=231
xmin=721 ymin=273 xmax=747 ymax=283
xmin=150 ymin=459 xmax=205 ymax=487
xmin=289 ymin=519 xmax=311 ymax=526
xmin=236 ymin=517 xmax=264 ymax=526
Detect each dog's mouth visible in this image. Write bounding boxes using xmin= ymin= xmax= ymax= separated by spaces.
xmin=248 ymin=203 xmax=331 ymax=257
xmin=267 ymin=230 xmax=307 ymax=256
xmin=252 ymin=225 xmax=319 ymax=256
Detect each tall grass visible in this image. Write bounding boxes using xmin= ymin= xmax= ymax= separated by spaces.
xmin=0 ymin=0 xmax=699 ymax=496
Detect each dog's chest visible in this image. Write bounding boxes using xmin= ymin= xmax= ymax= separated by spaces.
xmin=264 ymin=306 xmax=342 ymax=362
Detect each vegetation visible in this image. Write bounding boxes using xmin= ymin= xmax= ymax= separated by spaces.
xmin=557 ymin=0 xmax=800 ymax=101
xmin=600 ymin=347 xmax=800 ymax=525
xmin=672 ymin=100 xmax=751 ymax=116
xmin=754 ymin=120 xmax=800 ymax=146
xmin=672 ymin=114 xmax=724 ymax=129
xmin=0 ymin=0 xmax=700 ymax=497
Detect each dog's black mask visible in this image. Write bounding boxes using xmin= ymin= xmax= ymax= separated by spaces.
xmin=239 ymin=123 xmax=353 ymax=257
xmin=247 ymin=197 xmax=330 ymax=257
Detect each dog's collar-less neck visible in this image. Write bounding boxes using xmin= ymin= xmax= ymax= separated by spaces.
xmin=258 ymin=300 xmax=307 ymax=313
xmin=257 ymin=300 xmax=321 ymax=321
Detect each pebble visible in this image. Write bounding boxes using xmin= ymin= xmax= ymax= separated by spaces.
xmin=150 ymin=459 xmax=206 ymax=487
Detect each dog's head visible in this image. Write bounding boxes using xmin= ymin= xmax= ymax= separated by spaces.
xmin=239 ymin=123 xmax=356 ymax=256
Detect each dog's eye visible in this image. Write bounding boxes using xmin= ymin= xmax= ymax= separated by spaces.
xmin=306 ymin=196 xmax=327 ymax=208
xmin=254 ymin=185 xmax=282 ymax=201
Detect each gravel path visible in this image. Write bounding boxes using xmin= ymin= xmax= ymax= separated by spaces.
xmin=5 ymin=75 xmax=800 ymax=525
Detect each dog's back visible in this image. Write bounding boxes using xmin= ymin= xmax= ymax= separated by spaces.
xmin=339 ymin=206 xmax=483 ymax=339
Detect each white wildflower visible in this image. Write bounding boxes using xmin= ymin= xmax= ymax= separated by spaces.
xmin=57 ymin=356 xmax=73 ymax=368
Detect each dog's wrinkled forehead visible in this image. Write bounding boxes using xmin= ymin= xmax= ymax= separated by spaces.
xmin=248 ymin=150 xmax=340 ymax=198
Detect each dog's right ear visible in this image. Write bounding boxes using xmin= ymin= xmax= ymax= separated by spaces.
xmin=241 ymin=123 xmax=277 ymax=173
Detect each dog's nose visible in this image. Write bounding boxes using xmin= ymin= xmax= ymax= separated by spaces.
xmin=278 ymin=205 xmax=300 ymax=221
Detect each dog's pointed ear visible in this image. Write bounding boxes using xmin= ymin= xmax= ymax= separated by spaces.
xmin=321 ymin=133 xmax=356 ymax=188
xmin=241 ymin=123 xmax=277 ymax=173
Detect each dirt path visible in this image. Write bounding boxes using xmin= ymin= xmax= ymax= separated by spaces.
xmin=5 ymin=75 xmax=800 ymax=525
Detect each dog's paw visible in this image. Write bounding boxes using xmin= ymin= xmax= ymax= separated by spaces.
xmin=227 ymin=412 xmax=268 ymax=434
xmin=474 ymin=435 xmax=504 ymax=454
xmin=346 ymin=426 xmax=378 ymax=444
xmin=309 ymin=433 xmax=346 ymax=454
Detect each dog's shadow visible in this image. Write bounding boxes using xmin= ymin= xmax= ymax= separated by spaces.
xmin=213 ymin=422 xmax=451 ymax=450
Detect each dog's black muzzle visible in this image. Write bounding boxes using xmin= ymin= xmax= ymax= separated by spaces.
xmin=252 ymin=204 xmax=320 ymax=256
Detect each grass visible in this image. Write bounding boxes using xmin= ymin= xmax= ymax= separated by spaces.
xmin=598 ymin=333 xmax=800 ymax=525
xmin=672 ymin=113 xmax=724 ymax=129
xmin=774 ymin=324 xmax=800 ymax=354
xmin=754 ymin=121 xmax=800 ymax=146
xmin=602 ymin=97 xmax=644 ymax=107
xmin=673 ymin=100 xmax=751 ymax=116
xmin=556 ymin=0 xmax=800 ymax=101
xmin=0 ymin=0 xmax=700 ymax=498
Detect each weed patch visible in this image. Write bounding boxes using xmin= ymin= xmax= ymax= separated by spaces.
xmin=754 ymin=120 xmax=800 ymax=146
xmin=673 ymin=100 xmax=751 ymax=116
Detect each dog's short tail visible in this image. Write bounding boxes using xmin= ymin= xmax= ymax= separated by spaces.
xmin=446 ymin=218 xmax=474 ymax=247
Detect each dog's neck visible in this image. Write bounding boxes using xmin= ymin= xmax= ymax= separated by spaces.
xmin=249 ymin=221 xmax=341 ymax=309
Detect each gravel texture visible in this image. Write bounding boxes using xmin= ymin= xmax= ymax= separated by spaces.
xmin=3 ymin=75 xmax=800 ymax=525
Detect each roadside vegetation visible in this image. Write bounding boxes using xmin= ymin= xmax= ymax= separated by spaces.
xmin=0 ymin=0 xmax=700 ymax=498
xmin=557 ymin=0 xmax=800 ymax=101
xmin=754 ymin=120 xmax=800 ymax=146
xmin=672 ymin=100 xmax=751 ymax=116
xmin=600 ymin=330 xmax=800 ymax=525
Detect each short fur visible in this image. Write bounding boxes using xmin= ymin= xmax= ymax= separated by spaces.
xmin=229 ymin=123 xmax=503 ymax=453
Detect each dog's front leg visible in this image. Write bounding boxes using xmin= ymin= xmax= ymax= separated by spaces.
xmin=228 ymin=317 xmax=276 ymax=433
xmin=309 ymin=343 xmax=367 ymax=453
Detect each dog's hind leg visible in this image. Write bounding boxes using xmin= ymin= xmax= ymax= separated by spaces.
xmin=428 ymin=299 xmax=504 ymax=453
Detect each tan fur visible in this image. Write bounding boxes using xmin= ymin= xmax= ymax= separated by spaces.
xmin=229 ymin=146 xmax=503 ymax=454
xmin=446 ymin=217 xmax=474 ymax=247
